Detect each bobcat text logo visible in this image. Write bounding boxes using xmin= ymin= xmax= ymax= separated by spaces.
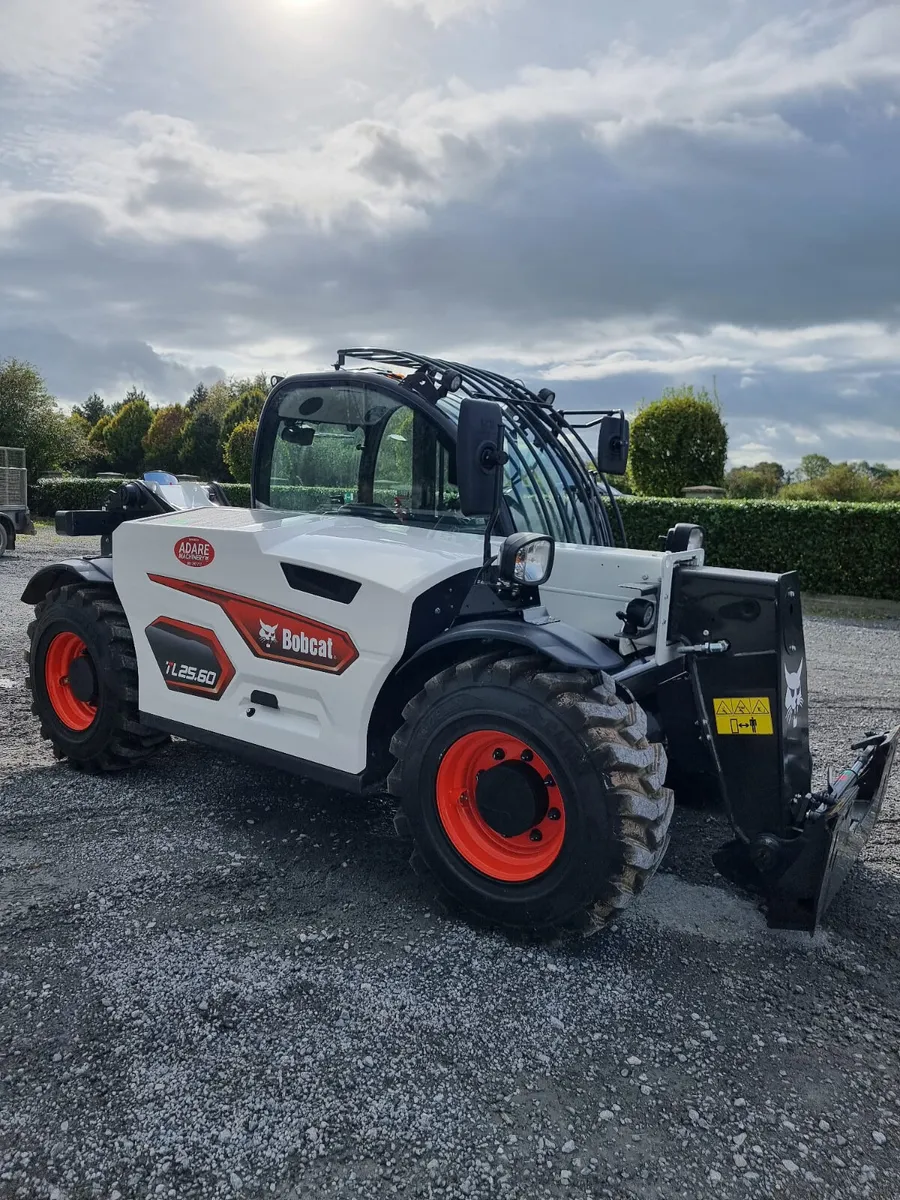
xmin=282 ymin=627 xmax=335 ymax=662
xmin=784 ymin=658 xmax=804 ymax=728
xmin=258 ymin=620 xmax=278 ymax=647
xmin=174 ymin=537 xmax=215 ymax=568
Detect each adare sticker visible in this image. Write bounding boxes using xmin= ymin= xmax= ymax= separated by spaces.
xmin=174 ymin=537 xmax=215 ymax=568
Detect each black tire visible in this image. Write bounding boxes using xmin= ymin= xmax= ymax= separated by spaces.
xmin=0 ymin=521 xmax=8 ymax=557
xmin=26 ymin=584 xmax=169 ymax=772
xmin=387 ymin=653 xmax=673 ymax=935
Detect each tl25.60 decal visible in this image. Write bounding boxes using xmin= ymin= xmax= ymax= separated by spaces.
xmin=145 ymin=618 xmax=235 ymax=700
xmin=165 ymin=663 xmax=218 ymax=686
xmin=147 ymin=575 xmax=359 ymax=675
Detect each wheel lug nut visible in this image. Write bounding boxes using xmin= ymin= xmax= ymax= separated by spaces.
xmin=520 ymin=749 xmax=533 ymax=762
xmin=547 ymin=808 xmax=561 ymax=821
xmin=543 ymin=774 xmax=555 ymax=787
xmin=529 ymin=829 xmax=543 ymax=842
xmin=492 ymin=748 xmax=505 ymax=760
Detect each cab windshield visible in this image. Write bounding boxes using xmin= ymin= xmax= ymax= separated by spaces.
xmin=254 ymin=379 xmax=608 ymax=545
xmin=254 ymin=380 xmax=486 ymax=534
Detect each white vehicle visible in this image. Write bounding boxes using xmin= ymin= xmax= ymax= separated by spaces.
xmin=22 ymin=349 xmax=898 ymax=934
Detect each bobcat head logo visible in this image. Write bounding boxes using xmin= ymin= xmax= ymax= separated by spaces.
xmin=258 ymin=619 xmax=278 ymax=647
xmin=784 ymin=658 xmax=804 ymax=728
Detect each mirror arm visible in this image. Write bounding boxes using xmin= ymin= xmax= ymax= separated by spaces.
xmin=481 ymin=441 xmax=508 ymax=571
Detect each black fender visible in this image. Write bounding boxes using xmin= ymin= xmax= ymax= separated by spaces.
xmin=403 ymin=616 xmax=625 ymax=675
xmin=21 ymin=558 xmax=115 ymax=605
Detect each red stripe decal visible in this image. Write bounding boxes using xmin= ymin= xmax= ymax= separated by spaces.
xmin=148 ymin=574 xmax=359 ymax=675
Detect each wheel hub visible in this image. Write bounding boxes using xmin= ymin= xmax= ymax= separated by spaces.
xmin=67 ymin=654 xmax=98 ymax=704
xmin=475 ymin=760 xmax=549 ymax=837
xmin=435 ymin=730 xmax=566 ymax=883
xmin=43 ymin=631 xmax=98 ymax=732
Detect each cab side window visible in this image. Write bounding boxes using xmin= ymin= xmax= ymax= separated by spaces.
xmin=261 ymin=380 xmax=485 ymax=534
xmin=268 ymin=383 xmax=398 ymax=511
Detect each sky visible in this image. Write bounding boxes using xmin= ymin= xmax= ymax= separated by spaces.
xmin=0 ymin=0 xmax=899 ymax=468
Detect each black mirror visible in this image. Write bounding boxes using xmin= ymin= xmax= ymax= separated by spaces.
xmin=597 ymin=413 xmax=629 ymax=476
xmin=281 ymin=422 xmax=315 ymax=446
xmin=456 ymin=398 xmax=505 ymax=517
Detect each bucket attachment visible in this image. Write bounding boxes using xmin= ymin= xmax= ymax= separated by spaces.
xmin=647 ymin=564 xmax=899 ymax=933
xmin=714 ymin=726 xmax=899 ymax=931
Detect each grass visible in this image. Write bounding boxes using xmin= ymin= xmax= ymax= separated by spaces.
xmin=802 ymin=593 xmax=900 ymax=622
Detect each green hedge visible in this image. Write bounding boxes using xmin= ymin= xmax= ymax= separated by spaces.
xmin=219 ymin=483 xmax=250 ymax=505
xmin=32 ymin=479 xmax=900 ymax=600
xmin=32 ymin=480 xmax=403 ymax=518
xmin=617 ymin=496 xmax=900 ymax=599
xmin=219 ymin=484 xmax=404 ymax=508
xmin=30 ymin=478 xmax=128 ymax=516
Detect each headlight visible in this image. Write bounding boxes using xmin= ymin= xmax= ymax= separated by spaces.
xmin=498 ymin=533 xmax=556 ymax=586
xmin=665 ymin=523 xmax=705 ymax=553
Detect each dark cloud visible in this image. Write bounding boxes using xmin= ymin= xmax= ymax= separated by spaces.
xmin=131 ymin=155 xmax=233 ymax=214
xmin=0 ymin=322 xmax=222 ymax=405
xmin=357 ymin=129 xmax=435 ymax=186
xmin=0 ymin=1 xmax=898 ymax=466
xmin=538 ymin=370 xmax=900 ymax=470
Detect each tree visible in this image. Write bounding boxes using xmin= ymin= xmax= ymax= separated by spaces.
xmin=224 ymin=420 xmax=257 ymax=483
xmin=88 ymin=413 xmax=112 ymax=448
xmin=798 ymin=454 xmax=831 ymax=481
xmin=221 ymin=388 xmax=266 ymax=446
xmin=724 ymin=460 xmax=784 ymax=499
xmin=104 ymin=399 xmax=153 ymax=476
xmin=0 ymin=357 xmax=88 ymax=479
xmin=753 ymin=462 xmax=785 ymax=489
xmin=187 ymin=382 xmax=209 ymax=412
xmin=868 ymin=462 xmax=896 ymax=483
xmin=628 ymin=384 xmax=728 ymax=497
xmin=143 ymin=405 xmax=188 ymax=471
xmin=726 ymin=468 xmax=773 ymax=499
xmin=814 ymin=464 xmax=877 ymax=501
xmin=180 ymin=411 xmax=226 ymax=479
xmin=779 ymin=461 xmax=881 ymax=502
xmin=73 ymin=392 xmax=108 ymax=427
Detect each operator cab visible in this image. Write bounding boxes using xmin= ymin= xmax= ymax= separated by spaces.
xmin=252 ymin=350 xmax=624 ymax=548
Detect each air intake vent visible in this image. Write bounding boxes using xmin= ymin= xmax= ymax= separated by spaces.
xmin=280 ymin=563 xmax=361 ymax=605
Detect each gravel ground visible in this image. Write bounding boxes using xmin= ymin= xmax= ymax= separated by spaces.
xmin=1 ymin=526 xmax=899 ymax=1200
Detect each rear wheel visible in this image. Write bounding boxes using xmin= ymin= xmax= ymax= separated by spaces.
xmin=0 ymin=521 xmax=8 ymax=557
xmin=27 ymin=584 xmax=169 ymax=771
xmin=388 ymin=654 xmax=673 ymax=934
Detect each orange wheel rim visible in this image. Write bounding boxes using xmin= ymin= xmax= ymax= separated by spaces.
xmin=44 ymin=632 xmax=97 ymax=732
xmin=436 ymin=730 xmax=565 ymax=882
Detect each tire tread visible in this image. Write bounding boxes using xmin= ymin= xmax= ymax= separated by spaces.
xmin=27 ymin=584 xmax=168 ymax=773
xmin=388 ymin=652 xmax=673 ymax=936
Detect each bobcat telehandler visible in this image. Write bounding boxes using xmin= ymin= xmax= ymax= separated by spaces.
xmin=22 ymin=349 xmax=898 ymax=934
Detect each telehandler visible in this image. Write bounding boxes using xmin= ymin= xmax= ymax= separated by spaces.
xmin=22 ymin=350 xmax=898 ymax=933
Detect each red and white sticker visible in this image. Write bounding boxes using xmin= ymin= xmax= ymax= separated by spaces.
xmin=147 ymin=575 xmax=359 ymax=675
xmin=174 ymin=537 xmax=215 ymax=569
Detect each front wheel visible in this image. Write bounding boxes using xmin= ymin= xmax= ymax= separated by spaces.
xmin=27 ymin=584 xmax=168 ymax=772
xmin=388 ymin=654 xmax=673 ymax=934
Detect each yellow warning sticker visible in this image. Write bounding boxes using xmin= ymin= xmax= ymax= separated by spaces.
xmin=713 ymin=697 xmax=773 ymax=736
